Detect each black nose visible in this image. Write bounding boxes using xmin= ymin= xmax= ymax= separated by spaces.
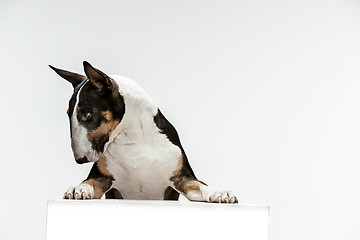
xmin=75 ymin=157 xmax=89 ymax=164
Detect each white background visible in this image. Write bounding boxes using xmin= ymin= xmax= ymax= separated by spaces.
xmin=1 ymin=0 xmax=360 ymax=239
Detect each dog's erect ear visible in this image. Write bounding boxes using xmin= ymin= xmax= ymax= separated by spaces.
xmin=83 ymin=61 xmax=112 ymax=90
xmin=49 ymin=65 xmax=87 ymax=87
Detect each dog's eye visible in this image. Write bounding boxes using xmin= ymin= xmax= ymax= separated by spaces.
xmin=81 ymin=112 xmax=92 ymax=122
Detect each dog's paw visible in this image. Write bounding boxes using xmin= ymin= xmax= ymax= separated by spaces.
xmin=63 ymin=183 xmax=94 ymax=200
xmin=206 ymin=190 xmax=238 ymax=204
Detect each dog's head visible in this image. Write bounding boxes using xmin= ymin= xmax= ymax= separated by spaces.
xmin=50 ymin=62 xmax=125 ymax=164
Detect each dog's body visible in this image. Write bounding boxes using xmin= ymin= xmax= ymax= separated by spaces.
xmin=50 ymin=62 xmax=237 ymax=203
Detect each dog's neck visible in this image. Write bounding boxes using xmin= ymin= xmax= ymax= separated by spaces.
xmin=104 ymin=75 xmax=159 ymax=154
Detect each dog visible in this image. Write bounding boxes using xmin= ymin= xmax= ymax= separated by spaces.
xmin=50 ymin=61 xmax=237 ymax=203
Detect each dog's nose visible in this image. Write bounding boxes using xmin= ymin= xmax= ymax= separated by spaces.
xmin=75 ymin=156 xmax=89 ymax=164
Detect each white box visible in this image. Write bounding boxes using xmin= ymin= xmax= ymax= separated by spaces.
xmin=46 ymin=200 xmax=269 ymax=240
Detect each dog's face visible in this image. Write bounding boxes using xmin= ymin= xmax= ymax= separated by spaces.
xmin=50 ymin=62 xmax=125 ymax=164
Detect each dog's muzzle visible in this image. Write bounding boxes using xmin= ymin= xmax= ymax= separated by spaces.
xmin=75 ymin=156 xmax=89 ymax=164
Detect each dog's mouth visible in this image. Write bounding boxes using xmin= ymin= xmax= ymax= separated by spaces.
xmin=73 ymin=149 xmax=100 ymax=164
xmin=75 ymin=156 xmax=89 ymax=164
xmin=71 ymin=138 xmax=101 ymax=164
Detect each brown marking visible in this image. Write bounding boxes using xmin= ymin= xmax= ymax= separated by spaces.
xmin=97 ymin=155 xmax=112 ymax=177
xmin=172 ymin=155 xmax=184 ymax=176
xmin=81 ymin=156 xmax=114 ymax=199
xmin=82 ymin=179 xmax=111 ymax=199
xmin=170 ymin=155 xmax=205 ymax=195
xmin=89 ymin=111 xmax=119 ymax=137
xmin=172 ymin=178 xmax=204 ymax=195
xmin=102 ymin=110 xmax=113 ymax=121
xmin=87 ymin=111 xmax=120 ymax=153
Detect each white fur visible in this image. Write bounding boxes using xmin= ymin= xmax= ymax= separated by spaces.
xmin=186 ymin=185 xmax=237 ymax=203
xmin=74 ymin=183 xmax=95 ymax=199
xmin=64 ymin=183 xmax=95 ymax=199
xmin=64 ymin=186 xmax=75 ymax=199
xmin=71 ymin=80 xmax=100 ymax=163
xmin=100 ymin=75 xmax=182 ymax=200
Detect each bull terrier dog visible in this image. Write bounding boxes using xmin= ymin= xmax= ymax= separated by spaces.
xmin=50 ymin=61 xmax=237 ymax=203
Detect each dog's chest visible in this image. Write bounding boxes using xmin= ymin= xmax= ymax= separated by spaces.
xmin=103 ymin=131 xmax=181 ymax=200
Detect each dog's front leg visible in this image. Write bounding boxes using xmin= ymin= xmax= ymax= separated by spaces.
xmin=64 ymin=156 xmax=114 ymax=199
xmin=171 ymin=175 xmax=238 ymax=203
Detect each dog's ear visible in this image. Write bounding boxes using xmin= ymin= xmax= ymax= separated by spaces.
xmin=83 ymin=61 xmax=112 ymax=90
xmin=49 ymin=65 xmax=87 ymax=87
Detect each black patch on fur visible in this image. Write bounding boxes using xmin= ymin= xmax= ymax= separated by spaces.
xmin=105 ymin=188 xmax=124 ymax=199
xmin=163 ymin=186 xmax=180 ymax=200
xmin=68 ymin=79 xmax=88 ymax=116
xmin=86 ymin=161 xmax=113 ymax=180
xmin=86 ymin=161 xmax=114 ymax=193
xmin=76 ymin=156 xmax=89 ymax=164
xmin=76 ymin=83 xmax=112 ymax=131
xmin=153 ymin=109 xmax=198 ymax=179
xmin=68 ymin=79 xmax=88 ymax=136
